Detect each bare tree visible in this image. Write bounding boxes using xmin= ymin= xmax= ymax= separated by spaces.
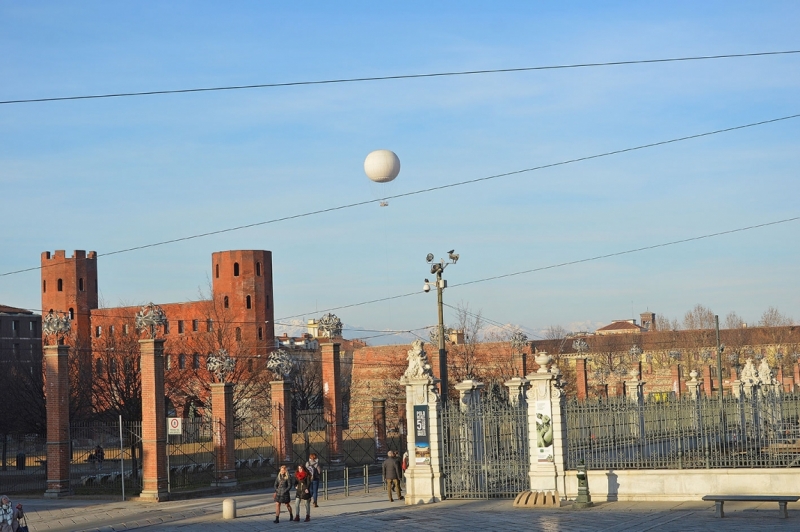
xmin=724 ymin=311 xmax=745 ymax=330
xmin=447 ymin=302 xmax=484 ymax=387
xmin=656 ymin=315 xmax=680 ymax=331
xmin=759 ymin=307 xmax=793 ymax=327
xmin=683 ymin=304 xmax=716 ymax=330
xmin=91 ymin=309 xmax=143 ymax=421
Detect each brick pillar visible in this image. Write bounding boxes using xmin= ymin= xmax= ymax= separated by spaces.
xmin=575 ymin=358 xmax=588 ymax=400
xmin=44 ymin=344 xmax=70 ymax=498
xmin=702 ymin=366 xmax=713 ymax=396
xmin=270 ymin=380 xmax=293 ymax=464
xmin=139 ymin=338 xmax=168 ymax=502
xmin=671 ymin=365 xmax=683 ymax=397
xmin=372 ymin=398 xmax=388 ymax=459
xmin=211 ymin=383 xmax=236 ymax=486
xmin=794 ymin=363 xmax=800 ymax=393
xmin=321 ymin=342 xmax=343 ymax=462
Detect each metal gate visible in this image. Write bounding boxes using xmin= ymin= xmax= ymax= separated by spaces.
xmin=166 ymin=418 xmax=216 ymax=490
xmin=70 ymin=421 xmax=143 ymax=496
xmin=441 ymin=396 xmax=529 ymax=499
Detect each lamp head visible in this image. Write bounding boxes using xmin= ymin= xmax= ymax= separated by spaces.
xmin=423 ymin=281 xmax=431 ymax=293
xmin=426 ymin=253 xmax=434 ymax=263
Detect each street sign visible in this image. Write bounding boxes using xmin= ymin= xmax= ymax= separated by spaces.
xmin=167 ymin=417 xmax=182 ymax=435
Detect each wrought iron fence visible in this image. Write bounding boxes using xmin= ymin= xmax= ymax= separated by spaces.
xmin=235 ymin=417 xmax=279 ymax=481
xmin=167 ymin=418 xmax=216 ymax=490
xmin=565 ymin=391 xmax=800 ymax=470
xmin=70 ymin=421 xmax=142 ymax=495
xmin=0 ymin=434 xmax=48 ymax=494
xmin=441 ymin=397 xmax=529 ymax=499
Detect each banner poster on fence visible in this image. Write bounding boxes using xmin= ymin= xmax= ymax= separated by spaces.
xmin=535 ymin=400 xmax=554 ymax=462
xmin=413 ymin=405 xmax=430 ymax=465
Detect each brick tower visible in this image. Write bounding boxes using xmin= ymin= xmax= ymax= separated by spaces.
xmin=41 ymin=250 xmax=98 ymax=415
xmin=211 ymin=250 xmax=275 ymax=360
xmin=41 ymin=250 xmax=98 ymax=347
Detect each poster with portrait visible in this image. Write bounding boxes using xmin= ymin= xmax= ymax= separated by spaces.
xmin=413 ymin=405 xmax=430 ymax=465
xmin=535 ymin=400 xmax=553 ymax=462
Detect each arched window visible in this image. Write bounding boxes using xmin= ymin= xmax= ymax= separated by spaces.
xmin=95 ymin=326 xmax=102 ymax=338
xmin=215 ymin=264 xmax=219 ymax=278
xmin=96 ymin=358 xmax=103 ymax=376
xmin=79 ymin=278 xmax=84 ymax=291
xmin=69 ymin=308 xmax=74 ymax=320
xmin=166 ymin=355 xmax=172 ymax=370
xmin=248 ymin=359 xmax=253 ymax=371
xmin=193 ymin=353 xmax=200 ymax=369
xmin=233 ymin=262 xmax=240 ymax=276
xmin=235 ymin=327 xmax=242 ymax=341
xmin=57 ymin=278 xmax=63 ymax=291
xmin=109 ymin=358 xmax=117 ymax=374
xmin=179 ymin=354 xmax=186 ymax=370
xmin=42 ymin=280 xmax=46 ymax=293
xmin=258 ymin=327 xmax=263 ymax=340
xmin=256 ymin=262 xmax=261 ymax=276
xmin=109 ymin=325 xmax=115 ymax=336
xmin=246 ymin=295 xmax=252 ymax=309
xmin=224 ymin=296 xmax=229 ymax=309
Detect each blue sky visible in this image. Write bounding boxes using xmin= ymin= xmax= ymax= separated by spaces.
xmin=1 ymin=2 xmax=798 ymax=342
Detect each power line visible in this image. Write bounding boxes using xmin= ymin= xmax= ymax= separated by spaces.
xmin=3 ymin=111 xmax=798 ymax=279
xmin=2 ymin=50 xmax=798 ymax=106
xmin=276 ymin=215 xmax=799 ymax=321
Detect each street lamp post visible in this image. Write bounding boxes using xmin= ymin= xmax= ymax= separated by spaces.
xmin=423 ymin=250 xmax=458 ymax=402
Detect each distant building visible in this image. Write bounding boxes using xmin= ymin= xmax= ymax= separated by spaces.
xmin=0 ymin=304 xmax=42 ymax=373
xmin=41 ymin=249 xmax=275 ymax=418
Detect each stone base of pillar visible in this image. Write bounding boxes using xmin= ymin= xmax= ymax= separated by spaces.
xmin=212 ymin=476 xmax=238 ymax=488
xmin=139 ymin=489 xmax=170 ymax=502
xmin=403 ymin=466 xmax=442 ymax=505
xmin=44 ymin=484 xmax=70 ymax=498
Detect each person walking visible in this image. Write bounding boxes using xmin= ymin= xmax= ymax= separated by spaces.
xmin=0 ymin=496 xmax=23 ymax=532
xmin=94 ymin=445 xmax=105 ymax=471
xmin=382 ymin=451 xmax=403 ymax=502
xmin=273 ymin=465 xmax=293 ymax=523
xmin=305 ymin=453 xmax=322 ymax=508
xmin=293 ymin=464 xmax=312 ymax=522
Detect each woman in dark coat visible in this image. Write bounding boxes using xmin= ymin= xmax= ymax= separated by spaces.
xmin=294 ymin=464 xmax=312 ymax=521
xmin=273 ymin=465 xmax=293 ymax=523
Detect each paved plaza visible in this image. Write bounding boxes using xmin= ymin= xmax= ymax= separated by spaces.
xmin=11 ymin=488 xmax=800 ymax=532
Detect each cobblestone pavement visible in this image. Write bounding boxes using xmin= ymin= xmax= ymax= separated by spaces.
xmin=14 ymin=490 xmax=800 ymax=531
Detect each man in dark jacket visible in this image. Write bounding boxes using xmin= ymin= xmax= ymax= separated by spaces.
xmin=382 ymin=450 xmax=403 ymax=502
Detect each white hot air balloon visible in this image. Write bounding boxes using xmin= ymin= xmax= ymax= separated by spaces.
xmin=364 ymin=150 xmax=400 ymax=206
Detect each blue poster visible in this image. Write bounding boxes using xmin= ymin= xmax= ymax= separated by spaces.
xmin=413 ymin=405 xmax=430 ymax=465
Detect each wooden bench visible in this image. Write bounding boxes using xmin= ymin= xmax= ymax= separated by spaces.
xmin=702 ymin=495 xmax=799 ymax=518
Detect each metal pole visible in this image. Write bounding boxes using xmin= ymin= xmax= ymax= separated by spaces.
xmin=344 ymin=466 xmax=349 ymax=497
xmin=715 ymin=316 xmax=723 ymax=398
xmin=437 ymin=269 xmax=448 ymax=403
xmin=364 ymin=464 xmax=368 ymax=493
xmin=323 ymin=469 xmax=328 ymax=501
xmin=119 ymin=415 xmax=125 ymax=501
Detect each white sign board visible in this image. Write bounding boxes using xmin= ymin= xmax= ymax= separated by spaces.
xmin=167 ymin=417 xmax=182 ymax=435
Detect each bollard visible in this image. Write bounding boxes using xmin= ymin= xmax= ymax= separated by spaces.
xmin=573 ymin=462 xmax=593 ymax=509
xmin=222 ymin=498 xmax=237 ymax=519
xmin=323 ymin=469 xmax=328 ymax=501
xmin=364 ymin=464 xmax=369 ymax=493
xmin=344 ymin=467 xmax=349 ymax=497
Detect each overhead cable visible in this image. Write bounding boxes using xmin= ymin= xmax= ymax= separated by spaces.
xmin=2 ymin=50 xmax=798 ymax=106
